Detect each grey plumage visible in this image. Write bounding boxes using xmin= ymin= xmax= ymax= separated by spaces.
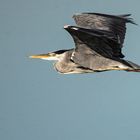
xmin=73 ymin=13 xmax=136 ymax=46
xmin=30 ymin=12 xmax=140 ymax=74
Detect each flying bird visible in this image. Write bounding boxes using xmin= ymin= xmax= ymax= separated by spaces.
xmin=30 ymin=13 xmax=140 ymax=74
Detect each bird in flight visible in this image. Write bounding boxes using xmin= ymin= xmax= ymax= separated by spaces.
xmin=30 ymin=12 xmax=140 ymax=74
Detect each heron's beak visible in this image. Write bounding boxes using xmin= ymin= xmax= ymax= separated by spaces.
xmin=29 ymin=53 xmax=59 ymax=60
xmin=29 ymin=54 xmax=49 ymax=59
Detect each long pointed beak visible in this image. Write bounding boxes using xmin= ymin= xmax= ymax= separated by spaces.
xmin=29 ymin=54 xmax=50 ymax=59
xmin=29 ymin=53 xmax=59 ymax=60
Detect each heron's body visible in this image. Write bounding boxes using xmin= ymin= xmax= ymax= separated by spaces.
xmin=53 ymin=49 xmax=93 ymax=74
xmin=53 ymin=49 xmax=137 ymax=74
xmin=30 ymin=12 xmax=140 ymax=74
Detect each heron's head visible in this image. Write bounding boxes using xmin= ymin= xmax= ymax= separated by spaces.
xmin=29 ymin=50 xmax=68 ymax=61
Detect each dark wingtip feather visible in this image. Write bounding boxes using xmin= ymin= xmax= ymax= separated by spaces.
xmin=81 ymin=12 xmax=137 ymax=25
xmin=121 ymin=14 xmax=137 ymax=25
xmin=127 ymin=19 xmax=137 ymax=25
xmin=127 ymin=18 xmax=137 ymax=25
xmin=119 ymin=14 xmax=131 ymax=17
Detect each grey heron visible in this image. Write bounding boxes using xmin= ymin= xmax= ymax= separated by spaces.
xmin=30 ymin=12 xmax=140 ymax=74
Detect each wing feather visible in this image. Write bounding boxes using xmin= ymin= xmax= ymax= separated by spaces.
xmin=64 ymin=25 xmax=123 ymax=70
xmin=64 ymin=25 xmax=124 ymax=58
xmin=73 ymin=13 xmax=136 ymax=46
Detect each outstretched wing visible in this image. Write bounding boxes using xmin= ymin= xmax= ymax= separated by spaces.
xmin=64 ymin=25 xmax=124 ymax=58
xmin=73 ymin=13 xmax=136 ymax=46
xmin=64 ymin=25 xmax=124 ymax=70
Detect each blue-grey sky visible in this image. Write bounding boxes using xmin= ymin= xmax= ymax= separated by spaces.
xmin=0 ymin=0 xmax=140 ymax=140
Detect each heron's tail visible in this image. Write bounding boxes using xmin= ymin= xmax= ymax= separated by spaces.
xmin=124 ymin=60 xmax=140 ymax=72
